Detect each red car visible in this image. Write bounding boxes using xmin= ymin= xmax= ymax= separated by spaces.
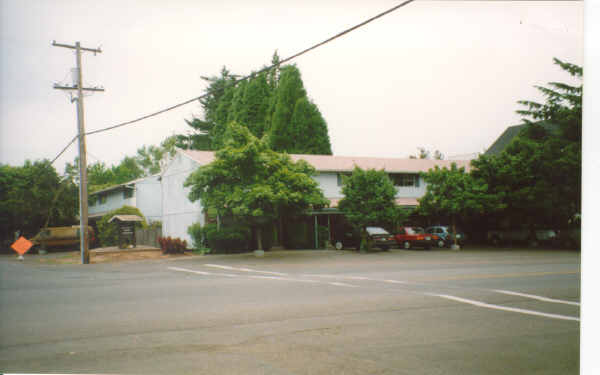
xmin=394 ymin=226 xmax=442 ymax=250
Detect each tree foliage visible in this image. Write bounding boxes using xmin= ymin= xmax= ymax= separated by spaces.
xmin=0 ymin=160 xmax=78 ymax=243
xmin=184 ymin=122 xmax=328 ymax=250
xmin=135 ymin=135 xmax=178 ymax=176
xmin=338 ymin=167 xmax=404 ymax=251
xmin=419 ymin=164 xmax=504 ymax=218
xmin=409 ymin=147 xmax=444 ymax=160
xmin=472 ymin=58 xmax=582 ymax=229
xmin=96 ymin=205 xmax=147 ymax=247
xmin=177 ymin=53 xmax=332 ymax=155
xmin=418 ymin=163 xmax=505 ymax=243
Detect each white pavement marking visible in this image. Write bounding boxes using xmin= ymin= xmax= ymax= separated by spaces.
xmin=328 ymin=282 xmax=358 ymax=288
xmin=493 ymin=289 xmax=580 ymax=306
xmin=170 ymin=267 xmax=356 ymax=287
xmin=301 ymin=273 xmax=342 ymax=279
xmin=249 ymin=275 xmax=320 ymax=283
xmin=168 ymin=266 xmax=237 ymax=277
xmin=303 ymin=274 xmax=408 ymax=284
xmin=204 ymin=264 xmax=288 ymax=276
xmin=427 ymin=293 xmax=580 ymax=322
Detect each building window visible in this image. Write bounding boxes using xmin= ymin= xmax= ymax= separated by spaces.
xmin=89 ymin=196 xmax=97 ymax=206
xmin=123 ymin=189 xmax=133 ymax=199
xmin=390 ymin=173 xmax=420 ymax=187
xmin=99 ymin=194 xmax=107 ymax=204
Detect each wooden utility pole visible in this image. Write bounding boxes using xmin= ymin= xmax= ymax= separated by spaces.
xmin=52 ymin=40 xmax=104 ymax=264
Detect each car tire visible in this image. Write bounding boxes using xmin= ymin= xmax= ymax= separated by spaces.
xmin=403 ymin=241 xmax=411 ymax=250
xmin=335 ymin=241 xmax=343 ymax=250
xmin=436 ymin=240 xmax=445 ymax=248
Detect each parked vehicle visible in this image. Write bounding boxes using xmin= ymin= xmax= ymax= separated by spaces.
xmin=424 ymin=226 xmax=466 ymax=248
xmin=31 ymin=225 xmax=96 ymax=250
xmin=487 ymin=228 xmax=557 ymax=247
xmin=395 ymin=226 xmax=440 ymax=250
xmin=555 ymin=228 xmax=581 ymax=249
xmin=333 ymin=226 xmax=396 ymax=251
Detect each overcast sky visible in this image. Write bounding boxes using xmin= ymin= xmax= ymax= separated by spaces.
xmin=0 ymin=0 xmax=587 ymax=172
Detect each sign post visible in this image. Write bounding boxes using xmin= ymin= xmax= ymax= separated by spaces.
xmin=11 ymin=236 xmax=33 ymax=261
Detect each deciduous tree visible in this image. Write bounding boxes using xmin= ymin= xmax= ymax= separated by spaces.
xmin=338 ymin=167 xmax=404 ymax=252
xmin=184 ymin=122 xmax=328 ymax=252
xmin=0 ymin=160 xmax=78 ymax=243
xmin=472 ymin=58 xmax=582 ymax=230
xmin=418 ymin=163 xmax=504 ymax=247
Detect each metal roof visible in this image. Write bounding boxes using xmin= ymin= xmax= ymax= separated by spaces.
xmin=180 ymin=150 xmax=471 ymax=173
xmin=89 ymin=175 xmax=160 ymax=196
xmin=108 ymin=215 xmax=144 ymax=223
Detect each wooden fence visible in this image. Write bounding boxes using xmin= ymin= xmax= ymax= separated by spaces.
xmin=135 ymin=227 xmax=161 ymax=248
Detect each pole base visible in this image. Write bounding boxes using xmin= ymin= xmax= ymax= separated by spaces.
xmin=253 ymin=250 xmax=265 ymax=257
xmin=451 ymin=244 xmax=461 ymax=251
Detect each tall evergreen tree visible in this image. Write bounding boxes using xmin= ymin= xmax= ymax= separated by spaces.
xmin=178 ymin=54 xmax=333 ymax=155
xmin=288 ymin=98 xmax=332 ymax=154
xmin=227 ymin=73 xmax=272 ymax=139
xmin=268 ymin=65 xmax=333 ymax=155
xmin=269 ymin=65 xmax=307 ymax=152
xmin=471 ymin=58 xmax=582 ymax=229
xmin=176 ymin=67 xmax=238 ymax=150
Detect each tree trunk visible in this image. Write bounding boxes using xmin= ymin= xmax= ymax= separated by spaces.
xmin=256 ymin=226 xmax=263 ymax=251
xmin=361 ymin=227 xmax=369 ymax=253
xmin=278 ymin=216 xmax=284 ymax=247
xmin=452 ymin=217 xmax=457 ymax=246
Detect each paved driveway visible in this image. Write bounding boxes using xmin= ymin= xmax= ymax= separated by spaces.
xmin=0 ymin=248 xmax=580 ymax=374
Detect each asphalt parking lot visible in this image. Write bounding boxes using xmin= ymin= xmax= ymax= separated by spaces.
xmin=0 ymin=247 xmax=581 ymax=374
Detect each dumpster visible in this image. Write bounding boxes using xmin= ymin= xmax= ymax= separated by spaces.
xmin=31 ymin=225 xmax=95 ymax=250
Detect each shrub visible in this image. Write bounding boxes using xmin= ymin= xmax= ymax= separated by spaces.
xmin=148 ymin=221 xmax=162 ymax=230
xmin=157 ymin=236 xmax=187 ymax=254
xmin=97 ymin=206 xmax=147 ymax=247
xmin=187 ymin=222 xmax=206 ymax=251
xmin=203 ymin=223 xmax=251 ymax=254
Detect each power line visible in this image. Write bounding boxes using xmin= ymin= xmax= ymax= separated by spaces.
xmin=84 ymin=0 xmax=415 ymax=137
xmin=50 ymin=0 xmax=415 ymax=163
xmin=51 ymin=135 xmax=78 ymax=164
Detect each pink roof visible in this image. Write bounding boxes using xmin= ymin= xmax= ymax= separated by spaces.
xmin=181 ymin=149 xmax=471 ymax=173
xmin=328 ymin=197 xmax=418 ymax=207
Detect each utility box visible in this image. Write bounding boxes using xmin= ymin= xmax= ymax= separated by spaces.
xmin=108 ymin=215 xmax=143 ymax=249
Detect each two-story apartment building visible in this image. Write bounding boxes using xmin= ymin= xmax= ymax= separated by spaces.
xmin=161 ymin=149 xmax=471 ymax=245
xmin=88 ymin=175 xmax=162 ymax=224
xmin=87 ymin=149 xmax=470 ymax=247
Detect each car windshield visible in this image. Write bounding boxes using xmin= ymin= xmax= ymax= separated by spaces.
xmin=406 ymin=227 xmax=425 ymax=234
xmin=366 ymin=227 xmax=389 ymax=235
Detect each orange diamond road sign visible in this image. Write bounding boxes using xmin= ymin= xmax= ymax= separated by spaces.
xmin=11 ymin=236 xmax=33 ymax=255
